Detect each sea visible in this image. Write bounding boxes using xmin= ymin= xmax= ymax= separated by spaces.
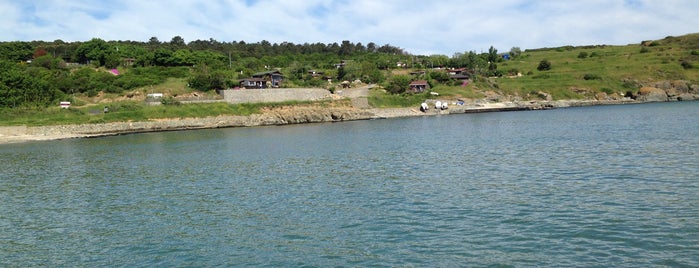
xmin=1 ymin=101 xmax=698 ymax=267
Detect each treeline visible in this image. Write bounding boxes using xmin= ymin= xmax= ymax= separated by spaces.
xmin=0 ymin=36 xmax=510 ymax=108
xmin=0 ymin=37 xmax=407 ymax=68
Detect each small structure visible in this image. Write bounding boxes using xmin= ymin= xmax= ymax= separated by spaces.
xmin=146 ymin=93 xmax=163 ymax=99
xmin=447 ymin=68 xmax=472 ymax=81
xmin=239 ymin=78 xmax=268 ymax=89
xmin=240 ymin=70 xmax=283 ymax=89
xmin=60 ymin=101 xmax=71 ymax=109
xmin=409 ymin=80 xmax=429 ymax=93
xmin=307 ymin=70 xmax=324 ymax=78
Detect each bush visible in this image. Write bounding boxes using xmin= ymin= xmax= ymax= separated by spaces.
xmin=583 ymin=74 xmax=601 ymax=80
xmin=577 ymin=52 xmax=588 ymax=59
xmin=691 ymin=50 xmax=699 ymax=56
xmin=681 ymin=60 xmax=693 ymax=69
xmin=640 ymin=47 xmax=650 ymax=53
xmin=537 ymin=60 xmax=551 ymax=71
xmin=384 ymin=75 xmax=411 ymax=94
xmin=160 ymin=96 xmax=180 ymax=105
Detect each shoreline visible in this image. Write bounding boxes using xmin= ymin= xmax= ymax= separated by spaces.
xmin=0 ymin=99 xmax=664 ymax=145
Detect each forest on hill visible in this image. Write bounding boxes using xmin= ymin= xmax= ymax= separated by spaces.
xmin=1 ymin=34 xmax=698 ymax=109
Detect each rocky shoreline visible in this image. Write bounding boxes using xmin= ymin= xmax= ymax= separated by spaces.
xmin=0 ymin=98 xmax=658 ymax=144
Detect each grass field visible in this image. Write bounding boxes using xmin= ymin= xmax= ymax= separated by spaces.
xmin=494 ymin=34 xmax=699 ymax=99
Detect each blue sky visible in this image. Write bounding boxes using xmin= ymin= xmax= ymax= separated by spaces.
xmin=1 ymin=0 xmax=697 ymax=55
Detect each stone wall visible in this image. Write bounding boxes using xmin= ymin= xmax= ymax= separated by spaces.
xmin=221 ymin=88 xmax=332 ymax=104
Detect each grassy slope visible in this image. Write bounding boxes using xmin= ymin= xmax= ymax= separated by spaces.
xmin=494 ymin=34 xmax=699 ymax=99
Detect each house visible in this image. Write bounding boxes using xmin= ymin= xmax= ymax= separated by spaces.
xmin=447 ymin=68 xmax=472 ymax=80
xmin=239 ymin=78 xmax=268 ymax=89
xmin=409 ymin=80 xmax=430 ymax=93
xmin=239 ymin=70 xmax=283 ymax=89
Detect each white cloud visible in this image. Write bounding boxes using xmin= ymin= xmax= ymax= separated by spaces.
xmin=1 ymin=0 xmax=697 ymax=55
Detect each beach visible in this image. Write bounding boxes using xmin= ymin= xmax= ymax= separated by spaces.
xmin=0 ymin=99 xmax=646 ymax=144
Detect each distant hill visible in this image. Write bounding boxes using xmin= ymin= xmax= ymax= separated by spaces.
xmin=460 ymin=33 xmax=699 ymax=101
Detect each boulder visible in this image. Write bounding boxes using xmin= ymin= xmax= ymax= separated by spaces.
xmin=595 ymin=92 xmax=608 ymax=100
xmin=654 ymin=81 xmax=672 ymax=90
xmin=677 ymin=93 xmax=696 ymax=101
xmin=535 ymin=91 xmax=553 ymax=101
xmin=637 ymin=87 xmax=667 ymax=102
xmin=672 ymin=80 xmax=689 ymax=93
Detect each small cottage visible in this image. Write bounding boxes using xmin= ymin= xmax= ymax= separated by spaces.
xmin=239 ymin=70 xmax=284 ymax=89
xmin=409 ymin=80 xmax=430 ymax=93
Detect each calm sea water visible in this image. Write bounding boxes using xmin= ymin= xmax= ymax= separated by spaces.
xmin=1 ymin=102 xmax=698 ymax=267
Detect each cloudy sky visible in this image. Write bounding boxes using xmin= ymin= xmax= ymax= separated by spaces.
xmin=1 ymin=0 xmax=697 ymax=55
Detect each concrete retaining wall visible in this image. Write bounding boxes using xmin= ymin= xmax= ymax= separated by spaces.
xmin=221 ymin=88 xmax=332 ymax=104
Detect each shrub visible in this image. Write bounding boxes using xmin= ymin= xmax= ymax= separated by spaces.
xmin=640 ymin=47 xmax=650 ymax=53
xmin=577 ymin=52 xmax=588 ymax=59
xmin=691 ymin=50 xmax=699 ymax=56
xmin=537 ymin=60 xmax=551 ymax=71
xmin=583 ymin=74 xmax=601 ymax=80
xmin=160 ymin=96 xmax=181 ymax=105
xmin=681 ymin=60 xmax=693 ymax=69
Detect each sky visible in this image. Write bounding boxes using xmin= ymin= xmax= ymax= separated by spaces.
xmin=1 ymin=0 xmax=697 ymax=55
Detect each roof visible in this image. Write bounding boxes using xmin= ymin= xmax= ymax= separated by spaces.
xmin=252 ymin=70 xmax=282 ymax=77
xmin=239 ymin=78 xmax=267 ymax=82
xmin=410 ymin=80 xmax=428 ymax=86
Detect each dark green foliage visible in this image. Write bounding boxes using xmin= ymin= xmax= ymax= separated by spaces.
xmin=0 ymin=60 xmax=64 ymax=108
xmin=187 ymin=64 xmax=229 ymax=91
xmin=428 ymin=71 xmax=451 ymax=83
xmin=640 ymin=47 xmax=650 ymax=53
xmin=691 ymin=50 xmax=699 ymax=56
xmin=384 ymin=75 xmax=411 ymax=94
xmin=583 ymin=74 xmax=601 ymax=80
xmin=0 ymin=41 xmax=33 ymax=62
xmin=537 ymin=60 xmax=552 ymax=71
xmin=680 ymin=60 xmax=693 ymax=69
xmin=578 ymin=52 xmax=588 ymax=59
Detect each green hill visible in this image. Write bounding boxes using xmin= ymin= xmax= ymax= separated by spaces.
xmin=425 ymin=33 xmax=699 ymax=102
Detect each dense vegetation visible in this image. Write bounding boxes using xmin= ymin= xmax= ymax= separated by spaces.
xmin=0 ymin=36 xmax=508 ymax=108
xmin=1 ymin=34 xmax=697 ymax=113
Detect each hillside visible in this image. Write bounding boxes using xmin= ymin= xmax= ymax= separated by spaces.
xmin=422 ymin=33 xmax=699 ymax=102
xmin=0 ymin=34 xmax=697 ymax=127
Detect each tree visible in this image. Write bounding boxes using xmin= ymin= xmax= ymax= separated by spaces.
xmin=385 ymin=75 xmax=411 ymax=94
xmin=74 ymin=38 xmax=111 ymax=66
xmin=487 ymin=46 xmax=500 ymax=76
xmin=537 ymin=59 xmax=552 ymax=71
xmin=509 ymin=47 xmax=522 ymax=58
xmin=169 ymin=36 xmax=186 ymax=49
xmin=0 ymin=60 xmax=63 ymax=107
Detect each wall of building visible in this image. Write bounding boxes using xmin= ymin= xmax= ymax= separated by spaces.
xmin=221 ymin=88 xmax=332 ymax=104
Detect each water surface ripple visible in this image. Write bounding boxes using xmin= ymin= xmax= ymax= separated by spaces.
xmin=1 ymin=102 xmax=698 ymax=267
